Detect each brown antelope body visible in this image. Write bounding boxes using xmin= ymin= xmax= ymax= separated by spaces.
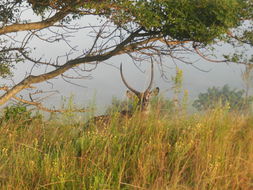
xmin=86 ymin=62 xmax=159 ymax=129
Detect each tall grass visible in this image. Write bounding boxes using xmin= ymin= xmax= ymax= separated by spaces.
xmin=0 ymin=107 xmax=252 ymax=189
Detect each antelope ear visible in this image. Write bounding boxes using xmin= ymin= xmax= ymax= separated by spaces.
xmin=126 ymin=90 xmax=136 ymax=100
xmin=152 ymin=87 xmax=160 ymax=96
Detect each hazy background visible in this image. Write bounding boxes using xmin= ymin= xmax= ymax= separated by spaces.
xmin=13 ymin=55 xmax=246 ymax=114
xmin=8 ymin=15 xmax=251 ymax=114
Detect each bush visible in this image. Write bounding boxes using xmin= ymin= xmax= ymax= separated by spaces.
xmin=1 ymin=104 xmax=42 ymax=125
xmin=105 ymin=96 xmax=174 ymax=116
xmin=105 ymin=97 xmax=133 ymax=115
xmin=193 ymin=85 xmax=253 ymax=111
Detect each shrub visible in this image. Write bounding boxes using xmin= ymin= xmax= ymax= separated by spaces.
xmin=193 ymin=85 xmax=253 ymax=111
xmin=1 ymin=104 xmax=42 ymax=125
xmin=105 ymin=96 xmax=174 ymax=116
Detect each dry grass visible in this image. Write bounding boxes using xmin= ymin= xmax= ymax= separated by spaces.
xmin=0 ymin=108 xmax=252 ymax=189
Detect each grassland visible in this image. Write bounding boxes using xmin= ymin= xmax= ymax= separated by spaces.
xmin=0 ymin=107 xmax=252 ymax=189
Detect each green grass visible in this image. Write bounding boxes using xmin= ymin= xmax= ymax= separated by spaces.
xmin=0 ymin=108 xmax=252 ymax=189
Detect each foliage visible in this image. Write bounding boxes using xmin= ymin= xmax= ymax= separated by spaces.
xmin=105 ymin=95 xmax=174 ymax=116
xmin=105 ymin=96 xmax=133 ymax=115
xmin=16 ymin=0 xmax=253 ymax=44
xmin=172 ymin=67 xmax=183 ymax=94
xmin=0 ymin=0 xmax=22 ymax=25
xmin=1 ymin=104 xmax=42 ymax=125
xmin=0 ymin=38 xmax=23 ymax=77
xmin=0 ymin=107 xmax=252 ymax=189
xmin=150 ymin=95 xmax=174 ymax=115
xmin=193 ymin=85 xmax=253 ymax=111
xmin=171 ymin=67 xmax=184 ymax=108
xmin=109 ymin=0 xmax=251 ymax=44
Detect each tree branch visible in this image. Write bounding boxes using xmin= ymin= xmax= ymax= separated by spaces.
xmin=0 ymin=28 xmax=191 ymax=106
xmin=0 ymin=86 xmax=89 ymax=113
xmin=0 ymin=9 xmax=70 ymax=35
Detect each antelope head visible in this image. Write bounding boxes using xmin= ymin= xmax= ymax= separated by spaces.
xmin=120 ymin=62 xmax=159 ymax=115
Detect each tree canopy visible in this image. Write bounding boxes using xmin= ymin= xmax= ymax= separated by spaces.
xmin=0 ymin=0 xmax=252 ymax=111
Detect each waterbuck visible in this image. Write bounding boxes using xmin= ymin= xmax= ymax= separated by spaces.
xmin=86 ymin=62 xmax=159 ymax=129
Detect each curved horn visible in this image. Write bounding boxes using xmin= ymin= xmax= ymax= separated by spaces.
xmin=145 ymin=60 xmax=154 ymax=92
xmin=120 ymin=63 xmax=140 ymax=95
